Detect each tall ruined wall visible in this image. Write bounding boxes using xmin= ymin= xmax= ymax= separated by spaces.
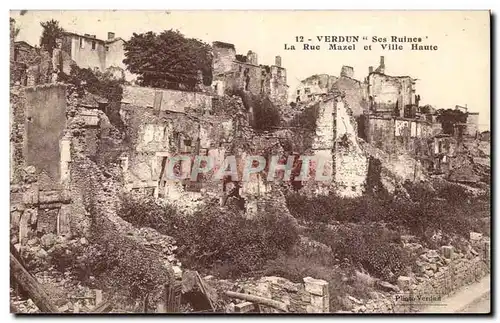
xmin=24 ymin=83 xmax=67 ymax=190
xmin=213 ymin=42 xmax=288 ymax=107
xmin=309 ymin=97 xmax=367 ymax=197
xmin=213 ymin=42 xmax=237 ymax=75
xmin=334 ymin=100 xmax=368 ymax=197
xmin=465 ymin=113 xmax=479 ymax=137
xmin=368 ymin=73 xmax=415 ymax=116
xmin=269 ymin=65 xmax=288 ymax=106
xmin=366 ymin=116 xmax=433 ymax=155
xmin=11 ymin=84 xmax=74 ymax=245
xmin=368 ymin=73 xmax=400 ymax=113
xmin=122 ymin=85 xmax=213 ymax=114
xmin=335 ymin=76 xmax=367 ymax=117
xmin=294 ymin=74 xmax=337 ymax=103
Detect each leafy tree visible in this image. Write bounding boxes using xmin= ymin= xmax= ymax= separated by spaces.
xmin=40 ymin=19 xmax=64 ymax=55
xmin=436 ymin=108 xmax=468 ymax=135
xmin=123 ymin=29 xmax=213 ymax=90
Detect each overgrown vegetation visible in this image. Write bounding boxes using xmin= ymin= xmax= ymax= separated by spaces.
xmin=40 ymin=19 xmax=64 ymax=55
xmin=58 ymin=64 xmax=125 ymax=129
xmin=119 ymin=195 xmax=299 ymax=278
xmin=123 ymin=29 xmax=213 ymax=90
xmin=287 ymin=181 xmax=490 ymax=244
xmin=58 ymin=64 xmax=124 ymax=103
xmin=50 ymin=215 xmax=170 ymax=307
xmin=436 ymin=108 xmax=468 ymax=136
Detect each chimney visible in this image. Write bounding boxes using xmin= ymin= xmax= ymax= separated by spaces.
xmin=369 ymin=66 xmax=373 ymax=74
xmin=340 ymin=65 xmax=354 ymax=78
xmin=380 ymin=56 xmax=385 ymax=67
xmin=247 ymin=50 xmax=258 ymax=65
xmin=84 ymin=33 xmax=90 ymax=37
xmin=91 ymin=35 xmax=96 ymax=39
xmin=107 ymin=32 xmax=115 ymax=40
xmin=275 ymin=55 xmax=282 ymax=67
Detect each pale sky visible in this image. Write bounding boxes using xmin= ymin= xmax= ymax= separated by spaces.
xmin=11 ymin=10 xmax=490 ymax=130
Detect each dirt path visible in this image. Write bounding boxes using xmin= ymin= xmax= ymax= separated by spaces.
xmin=421 ymin=275 xmax=490 ymax=313
xmin=459 ymin=293 xmax=490 ymax=313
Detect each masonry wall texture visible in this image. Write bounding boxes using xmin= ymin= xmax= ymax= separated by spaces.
xmin=212 ymin=42 xmax=288 ymax=107
xmin=294 ymin=74 xmax=338 ymax=103
xmin=308 ymin=97 xmax=367 ymax=197
xmin=120 ymin=92 xmax=236 ymax=209
xmin=232 ymin=276 xmax=330 ymax=313
xmin=62 ymin=33 xmax=107 ymax=71
xmin=335 ymin=76 xmax=367 ymax=117
xmin=24 ymin=83 xmax=67 ymax=190
xmin=343 ymin=234 xmax=490 ymax=313
xmin=365 ymin=116 xmax=433 ymax=155
xmin=368 ymin=72 xmax=416 ymax=117
xmin=465 ymin=112 xmax=479 ymax=137
xmin=122 ymin=85 xmax=213 ymax=114
xmin=334 ymin=100 xmax=368 ymax=197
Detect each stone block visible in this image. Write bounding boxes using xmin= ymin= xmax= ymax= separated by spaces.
xmin=310 ymin=294 xmax=329 ymax=312
xmin=470 ymin=232 xmax=482 ymax=241
xmin=303 ymin=277 xmax=329 ymax=296
xmin=234 ymin=301 xmax=255 ymax=313
xmin=94 ymin=289 xmax=103 ymax=305
xmin=37 ymin=208 xmax=58 ymax=234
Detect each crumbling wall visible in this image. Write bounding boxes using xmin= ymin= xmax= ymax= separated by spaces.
xmin=120 ymin=99 xmax=237 ymax=210
xmin=294 ymin=74 xmax=337 ymax=103
xmin=212 ymin=42 xmax=288 ymax=107
xmin=122 ymin=85 xmax=213 ymax=114
xmin=212 ymin=41 xmax=236 ymax=75
xmin=226 ymin=276 xmax=330 ymax=313
xmin=24 ymin=83 xmax=67 ymax=191
xmin=368 ymin=73 xmax=414 ymax=116
xmin=308 ymin=97 xmax=367 ymax=197
xmin=334 ymin=99 xmax=368 ymax=197
xmin=268 ymin=65 xmax=288 ymax=107
xmin=344 ymin=233 xmax=490 ymax=313
xmin=335 ymin=76 xmax=366 ymax=117
xmin=366 ymin=116 xmax=433 ymax=156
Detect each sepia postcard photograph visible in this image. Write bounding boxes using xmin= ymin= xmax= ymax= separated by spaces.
xmin=9 ymin=9 xmax=491 ymax=314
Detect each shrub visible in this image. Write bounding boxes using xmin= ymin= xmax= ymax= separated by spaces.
xmin=49 ymin=204 xmax=171 ymax=308
xmin=307 ymin=224 xmax=411 ymax=282
xmin=119 ymin=194 xmax=299 ymax=278
xmin=263 ymin=254 xmax=374 ymax=311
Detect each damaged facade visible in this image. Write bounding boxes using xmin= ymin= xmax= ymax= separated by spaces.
xmin=211 ymin=41 xmax=288 ymax=107
xmin=293 ymin=55 xmax=485 ymax=184
xmin=59 ymin=31 xmax=136 ymax=82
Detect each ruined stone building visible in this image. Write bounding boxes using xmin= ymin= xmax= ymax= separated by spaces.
xmin=211 ymin=41 xmax=288 ymax=107
xmin=59 ymin=31 xmax=136 ymax=82
xmin=309 ymin=95 xmax=368 ymax=197
xmin=453 ymin=105 xmax=480 ymax=137
xmin=294 ymin=74 xmax=338 ymax=103
xmin=11 ymin=83 xmax=73 ymax=243
xmin=294 ymin=66 xmax=368 ymax=117
xmin=366 ymin=56 xmax=419 ymax=118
